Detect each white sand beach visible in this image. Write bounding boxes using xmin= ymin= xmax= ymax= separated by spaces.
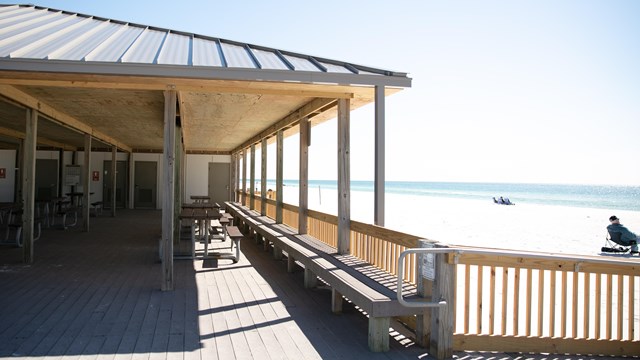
xmin=286 ymin=187 xmax=640 ymax=257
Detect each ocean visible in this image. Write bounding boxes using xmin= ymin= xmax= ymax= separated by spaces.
xmin=256 ymin=180 xmax=640 ymax=212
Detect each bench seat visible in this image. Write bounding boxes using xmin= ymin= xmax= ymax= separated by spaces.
xmin=224 ymin=201 xmax=429 ymax=352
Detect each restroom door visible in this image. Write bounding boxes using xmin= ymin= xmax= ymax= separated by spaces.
xmin=103 ymin=160 xmax=128 ymax=208
xmin=134 ymin=161 xmax=157 ymax=209
xmin=35 ymin=159 xmax=58 ymax=200
xmin=208 ymin=162 xmax=230 ymax=206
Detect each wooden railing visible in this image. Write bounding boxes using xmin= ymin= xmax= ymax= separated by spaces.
xmin=234 ymin=192 xmax=639 ymax=355
xmin=450 ymin=249 xmax=639 ymax=355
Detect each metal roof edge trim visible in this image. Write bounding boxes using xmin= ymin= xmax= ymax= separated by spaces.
xmin=0 ymin=58 xmax=412 ymax=88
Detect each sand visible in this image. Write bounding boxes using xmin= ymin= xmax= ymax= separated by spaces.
xmin=282 ymin=186 xmax=640 ymax=257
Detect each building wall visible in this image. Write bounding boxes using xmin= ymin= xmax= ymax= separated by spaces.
xmin=0 ymin=150 xmax=231 ymax=209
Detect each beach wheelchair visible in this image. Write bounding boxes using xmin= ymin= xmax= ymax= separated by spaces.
xmin=601 ymin=231 xmax=637 ymax=254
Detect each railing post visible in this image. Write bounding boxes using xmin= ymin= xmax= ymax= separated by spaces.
xmin=416 ymin=239 xmax=436 ymax=347
xmin=430 ymin=243 xmax=454 ymax=359
xmin=250 ymin=144 xmax=256 ymax=210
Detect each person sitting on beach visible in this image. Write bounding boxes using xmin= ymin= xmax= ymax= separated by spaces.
xmin=493 ymin=197 xmax=499 ymax=204
xmin=504 ymin=197 xmax=513 ymax=205
xmin=499 ymin=196 xmax=506 ymax=204
xmin=607 ymin=215 xmax=639 ymax=254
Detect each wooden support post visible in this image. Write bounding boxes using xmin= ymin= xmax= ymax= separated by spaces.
xmin=275 ymin=130 xmax=283 ymax=224
xmin=250 ymin=144 xmax=255 ymax=210
xmin=368 ymin=317 xmax=390 ymax=352
xmin=260 ymin=138 xmax=267 ymax=215
xmin=331 ymin=289 xmax=343 ymax=313
xmin=337 ymin=99 xmax=350 ymax=255
xmin=416 ymin=239 xmax=435 ymax=347
xmin=22 ymin=108 xmax=37 ymax=264
xmin=128 ymin=152 xmax=134 ymax=209
xmin=241 ymin=149 xmax=247 ymax=206
xmin=231 ymin=153 xmax=238 ymax=202
xmin=374 ymin=85 xmax=385 ymax=226
xmin=298 ymin=117 xmax=309 ymax=234
xmin=161 ymin=89 xmax=177 ymax=292
xmin=273 ymin=245 xmax=283 ymax=260
xmin=83 ymin=134 xmax=91 ymax=231
xmin=430 ymin=244 xmax=454 ymax=359
xmin=111 ymin=145 xmax=117 ymax=217
xmin=173 ymin=125 xmax=182 ymax=247
xmin=287 ymin=254 xmax=296 ymax=273
xmin=303 ymin=267 xmax=317 ymax=288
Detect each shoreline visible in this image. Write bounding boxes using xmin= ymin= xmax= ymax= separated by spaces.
xmin=278 ymin=186 xmax=640 ymax=257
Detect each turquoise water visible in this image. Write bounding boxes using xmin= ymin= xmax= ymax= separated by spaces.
xmin=257 ymin=180 xmax=640 ymax=212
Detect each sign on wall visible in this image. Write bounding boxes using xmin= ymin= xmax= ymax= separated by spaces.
xmin=0 ymin=168 xmax=5 ymax=179
xmin=92 ymin=171 xmax=100 ymax=181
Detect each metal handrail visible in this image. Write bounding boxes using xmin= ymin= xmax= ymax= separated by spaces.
xmin=396 ymin=247 xmax=454 ymax=308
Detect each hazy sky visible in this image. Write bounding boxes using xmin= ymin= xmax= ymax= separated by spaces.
xmin=4 ymin=0 xmax=639 ymax=185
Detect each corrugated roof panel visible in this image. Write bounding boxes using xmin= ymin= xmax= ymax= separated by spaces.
xmin=121 ymin=28 xmax=166 ymax=64
xmin=48 ymin=21 xmax=121 ymax=61
xmin=192 ymin=37 xmax=223 ymax=67
xmin=283 ymin=54 xmax=321 ymax=72
xmin=11 ymin=17 xmax=103 ymax=59
xmin=0 ymin=13 xmax=83 ymax=57
xmin=220 ymin=42 xmax=255 ymax=69
xmin=157 ymin=32 xmax=190 ymax=65
xmin=318 ymin=61 xmax=353 ymax=74
xmin=0 ymin=6 xmax=38 ymax=23
xmin=0 ymin=10 xmax=63 ymax=41
xmin=85 ymin=25 xmax=144 ymax=62
xmin=251 ymin=48 xmax=289 ymax=70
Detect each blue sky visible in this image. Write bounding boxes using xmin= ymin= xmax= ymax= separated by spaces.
xmin=3 ymin=0 xmax=639 ymax=185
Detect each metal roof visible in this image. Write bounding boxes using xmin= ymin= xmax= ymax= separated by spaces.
xmin=0 ymin=4 xmax=411 ymax=88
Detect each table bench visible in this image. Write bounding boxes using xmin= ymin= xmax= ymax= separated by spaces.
xmin=224 ymin=201 xmax=429 ymax=352
xmin=91 ymin=201 xmax=103 ymax=216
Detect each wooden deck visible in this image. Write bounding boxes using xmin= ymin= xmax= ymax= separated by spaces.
xmin=0 ymin=210 xmax=427 ymax=360
xmin=1 ymin=210 xmax=621 ymax=360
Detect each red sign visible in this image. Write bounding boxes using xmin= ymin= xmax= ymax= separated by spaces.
xmin=92 ymin=171 xmax=100 ymax=181
xmin=0 ymin=168 xmax=5 ymax=178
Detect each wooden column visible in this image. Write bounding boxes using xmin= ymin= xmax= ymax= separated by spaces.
xmin=374 ymin=85 xmax=385 ymax=226
xmin=260 ymin=138 xmax=267 ymax=215
xmin=83 ymin=134 xmax=91 ymax=231
xmin=430 ymin=244 xmax=454 ymax=359
xmin=231 ymin=152 xmax=238 ymax=202
xmin=128 ymin=152 xmax=134 ymax=209
xmin=241 ymin=149 xmax=247 ymax=205
xmin=111 ymin=145 xmax=117 ymax=217
xmin=161 ymin=89 xmax=177 ymax=291
xmin=250 ymin=144 xmax=256 ymax=210
xmin=22 ymin=108 xmax=37 ymax=263
xmin=173 ymin=124 xmax=182 ymax=249
xmin=337 ymin=99 xmax=350 ymax=255
xmin=298 ymin=117 xmax=309 ymax=234
xmin=275 ymin=130 xmax=283 ymax=223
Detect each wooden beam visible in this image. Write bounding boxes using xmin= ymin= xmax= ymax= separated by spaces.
xmin=0 ymin=84 xmax=132 ymax=152
xmin=374 ymin=85 xmax=385 ymax=226
xmin=241 ymin=149 xmax=247 ymax=205
xmin=0 ymin=126 xmax=78 ymax=150
xmin=0 ymin=71 xmax=359 ymax=99
xmin=235 ymin=97 xmax=337 ymax=152
xmin=83 ymin=134 xmax=91 ymax=231
xmin=337 ymin=99 xmax=350 ymax=255
xmin=298 ymin=117 xmax=309 ymax=234
xmin=161 ymin=90 xmax=176 ymax=291
xmin=22 ymin=108 xmax=36 ymax=264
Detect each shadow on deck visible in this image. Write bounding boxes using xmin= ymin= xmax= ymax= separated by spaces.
xmin=0 ymin=210 xmax=433 ymax=360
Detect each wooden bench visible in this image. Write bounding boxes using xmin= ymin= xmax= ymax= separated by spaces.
xmin=225 ymin=225 xmax=244 ymax=263
xmin=224 ymin=201 xmax=429 ymax=352
xmin=91 ymin=201 xmax=103 ymax=216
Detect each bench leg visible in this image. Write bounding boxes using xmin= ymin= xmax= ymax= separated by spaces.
xmin=234 ymin=239 xmax=241 ymax=263
xmin=287 ymin=255 xmax=296 ymax=273
xmin=255 ymin=233 xmax=262 ymax=245
xmin=263 ymin=238 xmax=270 ymax=252
xmin=368 ymin=316 xmax=390 ymax=352
xmin=331 ymin=289 xmax=343 ymax=314
xmin=273 ymin=245 xmax=283 ymax=260
xmin=303 ymin=268 xmax=317 ymax=288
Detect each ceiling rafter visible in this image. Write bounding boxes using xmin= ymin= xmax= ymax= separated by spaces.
xmin=0 ymin=126 xmax=78 ymax=150
xmin=234 ymin=97 xmax=337 ymax=153
xmin=0 ymin=84 xmax=132 ymax=152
